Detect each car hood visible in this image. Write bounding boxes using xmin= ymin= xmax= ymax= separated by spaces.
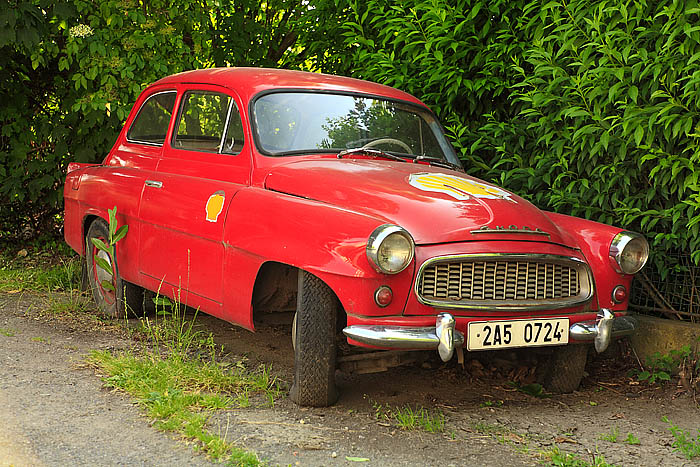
xmin=263 ymin=159 xmax=578 ymax=247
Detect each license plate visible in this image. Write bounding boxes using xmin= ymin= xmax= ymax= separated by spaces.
xmin=467 ymin=318 xmax=569 ymax=351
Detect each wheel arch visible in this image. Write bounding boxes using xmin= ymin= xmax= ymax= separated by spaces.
xmin=250 ymin=261 xmax=345 ymax=329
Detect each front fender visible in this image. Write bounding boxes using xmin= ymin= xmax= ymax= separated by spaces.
xmin=220 ymin=187 xmax=415 ymax=328
xmin=545 ymin=211 xmax=633 ymax=311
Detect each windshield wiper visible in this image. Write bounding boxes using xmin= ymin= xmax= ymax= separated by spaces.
xmin=337 ymin=147 xmax=407 ymax=163
xmin=413 ymin=155 xmax=463 ymax=171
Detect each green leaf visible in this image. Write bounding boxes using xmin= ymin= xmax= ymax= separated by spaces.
xmin=101 ymin=280 xmax=115 ymax=292
xmin=90 ymin=237 xmax=110 ymax=253
xmin=346 ymin=457 xmax=370 ymax=462
xmin=94 ymin=255 xmax=113 ymax=275
xmin=628 ymin=86 xmax=638 ymax=104
xmin=634 ymin=126 xmax=644 ymax=146
xmin=112 ymin=225 xmax=129 ymax=243
xmin=108 ymin=206 xmax=117 ymax=240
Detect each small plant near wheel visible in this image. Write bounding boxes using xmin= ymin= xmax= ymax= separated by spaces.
xmin=86 ymin=208 xmax=144 ymax=318
xmin=90 ymin=206 xmax=128 ymax=294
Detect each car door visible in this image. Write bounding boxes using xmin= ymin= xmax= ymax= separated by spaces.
xmin=138 ymin=84 xmax=250 ymax=309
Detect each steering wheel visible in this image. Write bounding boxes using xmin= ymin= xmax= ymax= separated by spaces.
xmin=363 ymin=137 xmax=412 ymax=154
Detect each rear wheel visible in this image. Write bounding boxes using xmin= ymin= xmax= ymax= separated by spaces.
xmin=86 ymin=219 xmax=144 ymax=319
xmin=540 ymin=344 xmax=589 ymax=393
xmin=289 ymin=270 xmax=338 ymax=407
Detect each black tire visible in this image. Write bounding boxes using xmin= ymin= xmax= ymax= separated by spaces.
xmin=540 ymin=344 xmax=589 ymax=393
xmin=86 ymin=219 xmax=144 ymax=319
xmin=289 ymin=270 xmax=339 ymax=407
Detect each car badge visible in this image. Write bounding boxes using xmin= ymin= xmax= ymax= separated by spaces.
xmin=471 ymin=225 xmax=551 ymax=237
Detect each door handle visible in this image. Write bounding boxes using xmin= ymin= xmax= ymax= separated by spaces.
xmin=145 ymin=180 xmax=163 ymax=188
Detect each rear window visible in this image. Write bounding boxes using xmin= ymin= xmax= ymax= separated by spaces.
xmin=126 ymin=91 xmax=177 ymax=145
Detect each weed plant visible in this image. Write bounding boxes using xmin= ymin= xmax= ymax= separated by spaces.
xmin=599 ymin=426 xmax=620 ymax=443
xmin=541 ymin=446 xmax=616 ymax=467
xmin=663 ymin=416 xmax=700 ymax=460
xmin=632 ymin=344 xmax=700 ymax=392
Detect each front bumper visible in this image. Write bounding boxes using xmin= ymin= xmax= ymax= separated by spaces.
xmin=342 ymin=309 xmax=637 ymax=361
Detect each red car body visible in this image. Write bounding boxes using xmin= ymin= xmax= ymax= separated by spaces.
xmin=64 ymin=68 xmax=646 ymax=405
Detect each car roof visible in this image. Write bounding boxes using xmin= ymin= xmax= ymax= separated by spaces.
xmin=151 ymin=67 xmax=425 ymax=106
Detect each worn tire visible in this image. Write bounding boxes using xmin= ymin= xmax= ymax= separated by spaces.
xmin=86 ymin=219 xmax=144 ymax=319
xmin=289 ymin=270 xmax=338 ymax=407
xmin=540 ymin=344 xmax=589 ymax=393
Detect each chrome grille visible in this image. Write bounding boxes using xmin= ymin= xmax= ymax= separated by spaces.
xmin=417 ymin=255 xmax=592 ymax=310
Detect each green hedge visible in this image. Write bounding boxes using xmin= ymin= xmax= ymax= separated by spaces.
xmin=329 ymin=0 xmax=700 ymax=266
xmin=3 ymin=0 xmax=700 ymax=270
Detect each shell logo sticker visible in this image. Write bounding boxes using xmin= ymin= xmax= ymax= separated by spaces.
xmin=408 ymin=173 xmax=515 ymax=202
xmin=205 ymin=190 xmax=225 ymax=222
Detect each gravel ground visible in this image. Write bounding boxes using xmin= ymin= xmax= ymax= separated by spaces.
xmin=1 ymin=291 xmax=699 ymax=466
xmin=0 ymin=294 xmax=215 ymax=467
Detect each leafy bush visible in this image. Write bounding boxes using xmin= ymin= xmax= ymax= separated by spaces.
xmin=0 ymin=0 xmax=307 ymax=239
xmin=332 ymin=0 xmax=700 ymax=267
xmin=5 ymin=0 xmax=700 ymax=272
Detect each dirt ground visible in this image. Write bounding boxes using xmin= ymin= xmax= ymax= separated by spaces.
xmin=1 ymin=291 xmax=698 ymax=466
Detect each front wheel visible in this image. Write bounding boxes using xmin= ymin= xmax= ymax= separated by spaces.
xmin=539 ymin=344 xmax=589 ymax=393
xmin=289 ymin=270 xmax=339 ymax=407
xmin=86 ymin=219 xmax=144 ymax=319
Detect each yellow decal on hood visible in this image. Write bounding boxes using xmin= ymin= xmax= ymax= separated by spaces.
xmin=205 ymin=191 xmax=225 ymax=222
xmin=408 ymin=173 xmax=515 ymax=202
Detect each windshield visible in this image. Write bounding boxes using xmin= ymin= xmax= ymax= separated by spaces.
xmin=252 ymin=92 xmax=459 ymax=163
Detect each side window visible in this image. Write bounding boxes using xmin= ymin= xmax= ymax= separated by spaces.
xmin=127 ymin=91 xmax=177 ymax=145
xmin=173 ymin=91 xmax=245 ymax=154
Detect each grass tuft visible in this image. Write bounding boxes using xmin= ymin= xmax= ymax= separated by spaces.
xmin=89 ymin=350 xmax=277 ymax=465
xmin=371 ymin=399 xmax=445 ymax=433
xmin=0 ymin=256 xmax=81 ymax=293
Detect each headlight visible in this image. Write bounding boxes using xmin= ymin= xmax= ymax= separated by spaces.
xmin=366 ymin=224 xmax=415 ymax=274
xmin=609 ymin=231 xmax=649 ymax=274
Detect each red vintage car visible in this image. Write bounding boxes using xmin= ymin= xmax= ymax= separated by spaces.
xmin=64 ymin=68 xmax=648 ymax=406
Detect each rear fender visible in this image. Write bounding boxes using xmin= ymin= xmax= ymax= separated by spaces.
xmin=64 ymin=167 xmax=144 ymax=283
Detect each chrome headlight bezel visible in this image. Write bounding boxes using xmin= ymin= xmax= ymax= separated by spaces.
xmin=366 ymin=224 xmax=415 ymax=274
xmin=609 ymin=231 xmax=649 ymax=274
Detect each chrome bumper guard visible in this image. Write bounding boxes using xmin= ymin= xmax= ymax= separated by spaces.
xmin=569 ymin=308 xmax=637 ymax=353
xmin=343 ymin=309 xmax=637 ymax=361
xmin=343 ymin=313 xmax=464 ymax=362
